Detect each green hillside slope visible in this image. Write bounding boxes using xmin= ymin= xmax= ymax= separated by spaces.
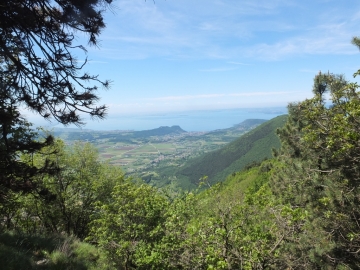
xmin=177 ymin=115 xmax=287 ymax=186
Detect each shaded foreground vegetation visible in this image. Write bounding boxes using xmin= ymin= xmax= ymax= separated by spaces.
xmin=0 ymin=147 xmax=278 ymax=269
xmin=0 ymin=232 xmax=111 ymax=270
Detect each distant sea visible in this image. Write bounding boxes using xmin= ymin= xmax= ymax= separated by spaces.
xmin=68 ymin=107 xmax=287 ymax=132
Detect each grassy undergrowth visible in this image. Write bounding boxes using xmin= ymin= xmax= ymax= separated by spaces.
xmin=0 ymin=232 xmax=113 ymax=270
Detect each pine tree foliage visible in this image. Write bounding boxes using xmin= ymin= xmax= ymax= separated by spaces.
xmin=271 ymin=71 xmax=360 ymax=269
xmin=0 ymin=90 xmax=56 ymax=199
xmin=0 ymin=0 xmax=112 ymax=125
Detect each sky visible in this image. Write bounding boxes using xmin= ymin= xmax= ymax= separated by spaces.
xmin=26 ymin=0 xmax=360 ymax=129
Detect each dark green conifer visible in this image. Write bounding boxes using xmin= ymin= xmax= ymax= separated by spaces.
xmin=271 ymin=71 xmax=360 ymax=268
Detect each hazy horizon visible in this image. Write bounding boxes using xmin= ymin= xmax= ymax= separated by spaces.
xmin=27 ymin=106 xmax=287 ymax=132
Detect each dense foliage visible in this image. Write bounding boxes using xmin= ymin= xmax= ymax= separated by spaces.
xmin=0 ymin=103 xmax=56 ymax=199
xmin=270 ymin=71 xmax=360 ymax=268
xmin=1 ymin=141 xmax=120 ymax=237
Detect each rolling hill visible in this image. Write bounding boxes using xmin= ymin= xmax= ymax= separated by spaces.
xmin=52 ymin=125 xmax=186 ymax=142
xmin=174 ymin=115 xmax=287 ymax=188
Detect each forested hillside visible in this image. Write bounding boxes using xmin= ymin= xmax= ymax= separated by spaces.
xmin=176 ymin=115 xmax=286 ymax=187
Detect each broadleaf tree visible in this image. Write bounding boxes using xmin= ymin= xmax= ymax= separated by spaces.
xmin=12 ymin=140 xmax=122 ymax=238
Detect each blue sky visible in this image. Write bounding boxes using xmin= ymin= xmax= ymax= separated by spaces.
xmin=27 ymin=0 xmax=360 ymax=128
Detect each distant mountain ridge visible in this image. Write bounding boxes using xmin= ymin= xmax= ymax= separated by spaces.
xmin=233 ymin=119 xmax=268 ymax=129
xmin=52 ymin=125 xmax=187 ymax=142
xmin=50 ymin=120 xmax=268 ymax=138
xmin=206 ymin=119 xmax=268 ymax=137
xmin=51 ymin=121 xmax=267 ymax=142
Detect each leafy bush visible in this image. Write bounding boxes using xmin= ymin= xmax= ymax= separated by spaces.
xmin=88 ymin=180 xmax=169 ymax=269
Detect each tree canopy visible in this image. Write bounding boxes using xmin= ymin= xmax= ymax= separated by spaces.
xmin=270 ymin=70 xmax=360 ymax=268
